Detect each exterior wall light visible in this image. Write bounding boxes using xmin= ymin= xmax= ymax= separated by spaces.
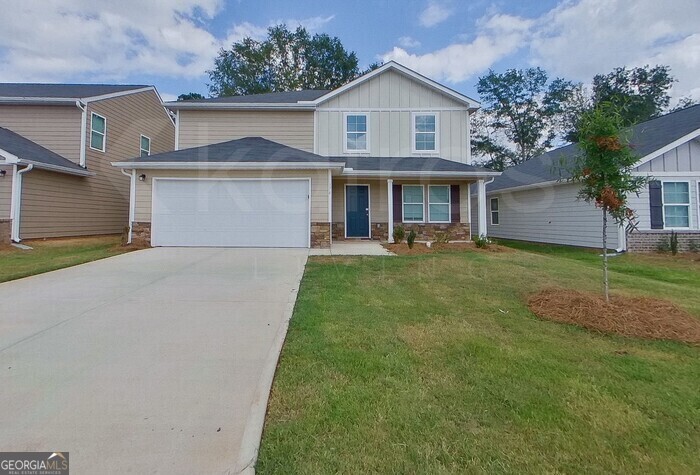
xmin=0 ymin=170 xmax=6 ymax=177
xmin=138 ymin=174 xmax=146 ymax=182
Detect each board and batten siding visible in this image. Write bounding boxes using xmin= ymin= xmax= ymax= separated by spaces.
xmin=0 ymin=165 xmax=13 ymax=219
xmin=481 ymin=182 xmax=620 ymax=249
xmin=20 ymin=90 xmax=175 ymax=238
xmin=134 ymin=169 xmax=329 ymax=224
xmin=178 ymin=110 xmax=314 ymax=152
xmin=316 ymin=69 xmax=470 ymax=162
xmin=0 ymin=105 xmax=82 ymax=163
xmin=635 ymin=140 xmax=700 ymax=172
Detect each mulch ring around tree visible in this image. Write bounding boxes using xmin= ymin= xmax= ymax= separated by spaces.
xmin=384 ymin=242 xmax=514 ymax=256
xmin=528 ymin=288 xmax=700 ymax=344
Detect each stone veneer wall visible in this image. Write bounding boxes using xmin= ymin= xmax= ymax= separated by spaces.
xmin=0 ymin=219 xmax=11 ymax=245
xmin=332 ymin=222 xmax=470 ymax=242
xmin=310 ymin=222 xmax=331 ymax=248
xmin=131 ymin=222 xmax=152 ymax=247
xmin=627 ymin=230 xmax=700 ymax=253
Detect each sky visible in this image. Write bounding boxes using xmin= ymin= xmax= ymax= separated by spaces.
xmin=0 ymin=0 xmax=699 ymax=105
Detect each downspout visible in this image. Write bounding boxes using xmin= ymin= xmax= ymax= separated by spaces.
xmin=11 ymin=164 xmax=34 ymax=242
xmin=121 ymin=169 xmax=136 ymax=244
xmin=174 ymin=110 xmax=180 ymax=151
xmin=76 ymin=100 xmax=87 ymax=168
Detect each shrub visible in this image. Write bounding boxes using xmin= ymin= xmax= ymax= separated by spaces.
xmin=688 ymin=239 xmax=700 ymax=253
xmin=407 ymin=229 xmax=417 ymax=249
xmin=473 ymin=235 xmax=490 ymax=249
xmin=433 ymin=231 xmax=451 ymax=245
xmin=393 ymin=225 xmax=405 ymax=244
xmin=656 ymin=236 xmax=671 ymax=253
xmin=670 ymin=230 xmax=679 ymax=255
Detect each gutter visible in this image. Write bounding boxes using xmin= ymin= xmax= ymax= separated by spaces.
xmin=164 ymin=102 xmax=316 ymax=111
xmin=76 ymin=100 xmax=87 ymax=167
xmin=111 ymin=161 xmax=346 ymax=170
xmin=17 ymin=159 xmax=94 ymax=176
xmin=341 ymin=169 xmax=501 ymax=178
xmin=10 ymin=164 xmax=34 ymax=242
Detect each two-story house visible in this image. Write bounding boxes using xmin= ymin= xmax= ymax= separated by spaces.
xmin=0 ymin=84 xmax=175 ymax=244
xmin=112 ymin=62 xmax=499 ymax=248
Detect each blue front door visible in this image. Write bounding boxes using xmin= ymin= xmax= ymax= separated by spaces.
xmin=346 ymin=185 xmax=370 ymax=237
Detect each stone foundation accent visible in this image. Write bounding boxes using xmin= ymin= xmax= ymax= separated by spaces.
xmin=398 ymin=222 xmax=471 ymax=241
xmin=627 ymin=230 xmax=700 ymax=253
xmin=0 ymin=219 xmax=11 ymax=245
xmin=332 ymin=222 xmax=389 ymax=241
xmin=131 ymin=222 xmax=152 ymax=247
xmin=311 ymin=222 xmax=331 ymax=248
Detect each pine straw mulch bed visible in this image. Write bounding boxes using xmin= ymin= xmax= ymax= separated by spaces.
xmin=384 ymin=242 xmax=514 ymax=256
xmin=528 ymin=288 xmax=700 ymax=344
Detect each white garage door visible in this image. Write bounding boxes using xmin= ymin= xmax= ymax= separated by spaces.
xmin=151 ymin=179 xmax=310 ymax=248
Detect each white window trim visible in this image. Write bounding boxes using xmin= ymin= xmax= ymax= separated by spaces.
xmin=428 ymin=185 xmax=451 ymax=223
xmin=661 ymin=180 xmax=692 ymax=230
xmin=90 ymin=112 xmax=106 ymax=152
xmin=402 ymin=184 xmax=425 ymax=223
xmin=490 ymin=197 xmax=500 ymax=225
xmin=411 ymin=112 xmax=439 ymax=154
xmin=140 ymin=134 xmax=151 ymax=156
xmin=343 ymin=112 xmax=369 ymax=154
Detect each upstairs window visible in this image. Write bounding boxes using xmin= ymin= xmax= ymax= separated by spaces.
xmin=413 ymin=113 xmax=437 ymax=152
xmin=140 ymin=135 xmax=151 ymax=157
xmin=345 ymin=114 xmax=368 ymax=152
xmin=662 ymin=182 xmax=690 ymax=228
xmin=402 ymin=185 xmax=424 ymax=222
xmin=90 ymin=112 xmax=106 ymax=152
xmin=490 ymin=197 xmax=500 ymax=225
xmin=428 ymin=185 xmax=450 ymax=223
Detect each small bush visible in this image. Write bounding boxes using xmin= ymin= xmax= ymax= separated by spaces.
xmin=473 ymin=235 xmax=490 ymax=249
xmin=407 ymin=230 xmax=417 ymax=249
xmin=433 ymin=232 xmax=451 ymax=245
xmin=670 ymin=231 xmax=679 ymax=255
xmin=393 ymin=225 xmax=405 ymax=244
xmin=656 ymin=236 xmax=671 ymax=253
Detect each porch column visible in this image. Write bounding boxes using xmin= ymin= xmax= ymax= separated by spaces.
xmin=387 ymin=178 xmax=394 ymax=243
xmin=477 ymin=178 xmax=487 ymax=237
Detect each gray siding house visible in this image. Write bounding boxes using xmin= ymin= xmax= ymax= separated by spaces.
xmin=478 ymin=105 xmax=700 ymax=251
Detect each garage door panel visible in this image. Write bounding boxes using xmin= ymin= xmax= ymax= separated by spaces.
xmin=152 ymin=179 xmax=310 ymax=248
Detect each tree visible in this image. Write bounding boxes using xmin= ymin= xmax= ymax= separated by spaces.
xmin=207 ymin=25 xmax=360 ymax=96
xmin=567 ymin=104 xmax=646 ymax=301
xmin=177 ymin=92 xmax=205 ymax=101
xmin=472 ymin=68 xmax=579 ymax=170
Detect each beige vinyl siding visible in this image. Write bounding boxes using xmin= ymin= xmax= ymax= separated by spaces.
xmin=0 ymin=105 xmax=82 ymax=162
xmin=317 ymin=69 xmax=469 ymax=162
xmin=134 ymin=169 xmax=329 ymax=223
xmin=178 ymin=110 xmax=314 ymax=151
xmin=19 ymin=90 xmax=175 ymax=238
xmin=0 ymin=165 xmax=12 ymax=219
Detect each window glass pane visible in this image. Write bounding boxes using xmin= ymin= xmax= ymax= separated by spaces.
xmin=415 ymin=133 xmax=435 ymax=151
xmin=490 ymin=198 xmax=499 ymax=211
xmin=663 ymin=182 xmax=689 ymax=204
xmin=429 ymin=204 xmax=449 ymax=222
xmin=347 ymin=132 xmax=367 ymax=150
xmin=429 ymin=186 xmax=449 ymax=204
xmin=91 ymin=114 xmax=105 ymax=133
xmin=664 ymin=205 xmax=689 ymax=227
xmin=346 ymin=115 xmax=366 ymax=133
xmin=90 ymin=131 xmax=103 ymax=150
xmin=491 ymin=211 xmax=499 ymax=225
xmin=415 ymin=115 xmax=435 ymax=132
xmin=141 ymin=136 xmax=150 ymax=151
xmin=403 ymin=185 xmax=424 ymax=203
xmin=404 ymin=204 xmax=424 ymax=221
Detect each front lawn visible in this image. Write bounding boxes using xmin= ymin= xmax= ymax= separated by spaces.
xmin=258 ymin=247 xmax=700 ymax=473
xmin=0 ymin=235 xmax=129 ymax=283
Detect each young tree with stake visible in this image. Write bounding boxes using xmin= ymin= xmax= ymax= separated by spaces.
xmin=568 ymin=104 xmax=646 ymax=302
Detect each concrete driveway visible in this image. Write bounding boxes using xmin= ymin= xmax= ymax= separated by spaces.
xmin=0 ymin=248 xmax=308 ymax=474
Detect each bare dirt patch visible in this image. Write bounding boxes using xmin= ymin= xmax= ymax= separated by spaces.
xmin=384 ymin=242 xmax=513 ymax=256
xmin=528 ymin=288 xmax=700 ymax=344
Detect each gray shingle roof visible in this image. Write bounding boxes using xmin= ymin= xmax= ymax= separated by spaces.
xmin=173 ymin=90 xmax=330 ymax=104
xmin=0 ymin=83 xmax=149 ymax=100
xmin=117 ymin=136 xmax=497 ymax=175
xmin=488 ymin=104 xmax=700 ymax=192
xmin=0 ymin=127 xmax=87 ymax=172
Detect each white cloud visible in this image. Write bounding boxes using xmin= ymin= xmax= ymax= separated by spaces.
xmin=398 ymin=36 xmax=421 ymax=49
xmin=419 ymin=1 xmax=453 ymax=28
xmin=0 ymin=1 xmax=336 ymax=84
xmin=382 ymin=14 xmax=532 ymax=83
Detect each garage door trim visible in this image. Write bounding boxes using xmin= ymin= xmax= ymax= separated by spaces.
xmin=151 ymin=177 xmax=312 ymax=248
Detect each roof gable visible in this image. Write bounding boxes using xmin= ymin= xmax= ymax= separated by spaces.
xmin=0 ymin=83 xmax=154 ymax=104
xmin=0 ymin=126 xmax=90 ymax=175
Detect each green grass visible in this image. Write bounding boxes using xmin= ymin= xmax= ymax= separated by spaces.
xmin=0 ymin=235 xmax=129 ymax=283
xmin=257 ymin=246 xmax=700 ymax=474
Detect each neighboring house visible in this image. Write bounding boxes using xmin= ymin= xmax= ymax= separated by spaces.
xmin=113 ymin=62 xmax=499 ymax=249
xmin=0 ymin=84 xmax=175 ymax=244
xmin=479 ymin=104 xmax=700 ymax=252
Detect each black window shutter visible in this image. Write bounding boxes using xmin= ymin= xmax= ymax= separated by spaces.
xmin=450 ymin=185 xmax=460 ymax=223
xmin=392 ymin=185 xmax=402 ymax=223
xmin=649 ymin=180 xmax=664 ymax=229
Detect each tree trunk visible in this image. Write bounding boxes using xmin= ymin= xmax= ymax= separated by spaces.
xmin=602 ymin=208 xmax=609 ymax=303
